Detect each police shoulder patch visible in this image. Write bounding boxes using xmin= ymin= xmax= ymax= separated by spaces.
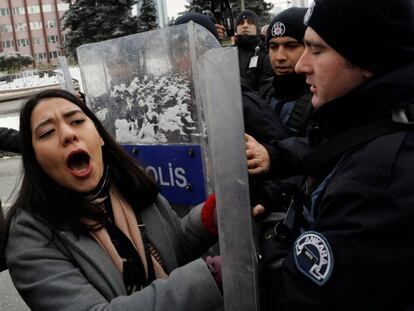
xmin=293 ymin=231 xmax=334 ymax=286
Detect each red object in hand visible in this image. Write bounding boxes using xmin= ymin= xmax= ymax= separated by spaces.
xmin=201 ymin=194 xmax=218 ymax=236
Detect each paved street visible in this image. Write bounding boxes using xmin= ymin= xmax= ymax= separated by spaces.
xmin=0 ymin=271 xmax=29 ymax=311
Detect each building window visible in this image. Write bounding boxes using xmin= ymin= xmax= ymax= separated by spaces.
xmin=46 ymin=20 xmax=56 ymax=28
xmin=28 ymin=5 xmax=41 ymax=14
xmin=57 ymin=3 xmax=70 ymax=11
xmin=0 ymin=8 xmax=10 ymax=16
xmin=12 ymin=7 xmax=25 ymax=15
xmin=32 ymin=37 xmax=44 ymax=45
xmin=39 ymin=52 xmax=47 ymax=60
xmin=47 ymin=35 xmax=59 ymax=44
xmin=48 ymin=51 xmax=59 ymax=58
xmin=17 ymin=39 xmax=29 ymax=47
xmin=15 ymin=22 xmax=27 ymax=31
xmin=2 ymin=40 xmax=14 ymax=48
xmin=29 ymin=21 xmax=43 ymax=30
xmin=0 ymin=24 xmax=13 ymax=33
xmin=35 ymin=53 xmax=48 ymax=62
xmin=42 ymin=4 xmax=53 ymax=13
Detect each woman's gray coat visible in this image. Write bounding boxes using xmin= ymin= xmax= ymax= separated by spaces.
xmin=6 ymin=195 xmax=223 ymax=311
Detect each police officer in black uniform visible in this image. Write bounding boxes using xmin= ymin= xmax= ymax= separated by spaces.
xmin=246 ymin=0 xmax=414 ymax=309
xmin=259 ymin=7 xmax=313 ymax=138
xmin=234 ymin=10 xmax=273 ymax=93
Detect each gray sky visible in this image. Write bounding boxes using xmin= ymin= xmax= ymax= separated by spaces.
xmin=166 ymin=0 xmax=187 ymax=18
xmin=165 ymin=1 xmax=297 ymax=19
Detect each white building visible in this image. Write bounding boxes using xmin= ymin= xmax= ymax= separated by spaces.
xmin=0 ymin=0 xmax=70 ymax=65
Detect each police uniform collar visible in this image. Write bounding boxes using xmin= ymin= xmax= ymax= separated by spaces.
xmin=236 ymin=35 xmax=261 ymax=50
xmin=304 ymin=63 xmax=414 ymax=176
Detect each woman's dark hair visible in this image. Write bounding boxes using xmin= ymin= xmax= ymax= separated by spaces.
xmin=6 ymin=89 xmax=159 ymax=234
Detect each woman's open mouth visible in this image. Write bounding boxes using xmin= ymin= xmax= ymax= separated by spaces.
xmin=66 ymin=149 xmax=92 ymax=178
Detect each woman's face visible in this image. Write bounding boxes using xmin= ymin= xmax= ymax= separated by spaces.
xmin=31 ymin=97 xmax=105 ymax=193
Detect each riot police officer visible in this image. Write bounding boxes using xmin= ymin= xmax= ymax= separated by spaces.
xmin=247 ymin=0 xmax=414 ymax=309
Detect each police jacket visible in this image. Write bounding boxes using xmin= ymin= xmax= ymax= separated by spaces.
xmin=236 ymin=35 xmax=273 ymax=92
xmin=242 ymin=84 xmax=288 ymax=144
xmin=259 ymin=73 xmax=313 ymax=138
xmin=264 ymin=63 xmax=414 ymax=310
xmin=242 ymin=84 xmax=290 ymax=208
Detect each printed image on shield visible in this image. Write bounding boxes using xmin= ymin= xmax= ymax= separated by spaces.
xmin=109 ymin=74 xmax=197 ymax=144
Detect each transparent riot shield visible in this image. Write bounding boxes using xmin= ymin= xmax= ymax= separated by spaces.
xmin=201 ymin=47 xmax=260 ymax=311
xmin=77 ymin=23 xmax=259 ymax=310
xmin=77 ymin=22 xmax=220 ymax=205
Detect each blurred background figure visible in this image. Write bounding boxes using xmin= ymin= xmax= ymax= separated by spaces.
xmin=234 ymin=10 xmax=272 ymax=92
xmin=259 ymin=24 xmax=269 ymax=46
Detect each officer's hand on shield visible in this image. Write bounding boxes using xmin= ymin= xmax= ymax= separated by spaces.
xmin=245 ymin=134 xmax=270 ymax=175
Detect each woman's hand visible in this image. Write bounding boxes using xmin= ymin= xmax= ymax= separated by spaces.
xmin=205 ymin=256 xmax=222 ymax=290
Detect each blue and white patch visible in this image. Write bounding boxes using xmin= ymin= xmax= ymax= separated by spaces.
xmin=271 ymin=22 xmax=286 ymax=37
xmin=304 ymin=1 xmax=315 ymax=26
xmin=293 ymin=231 xmax=334 ymax=286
